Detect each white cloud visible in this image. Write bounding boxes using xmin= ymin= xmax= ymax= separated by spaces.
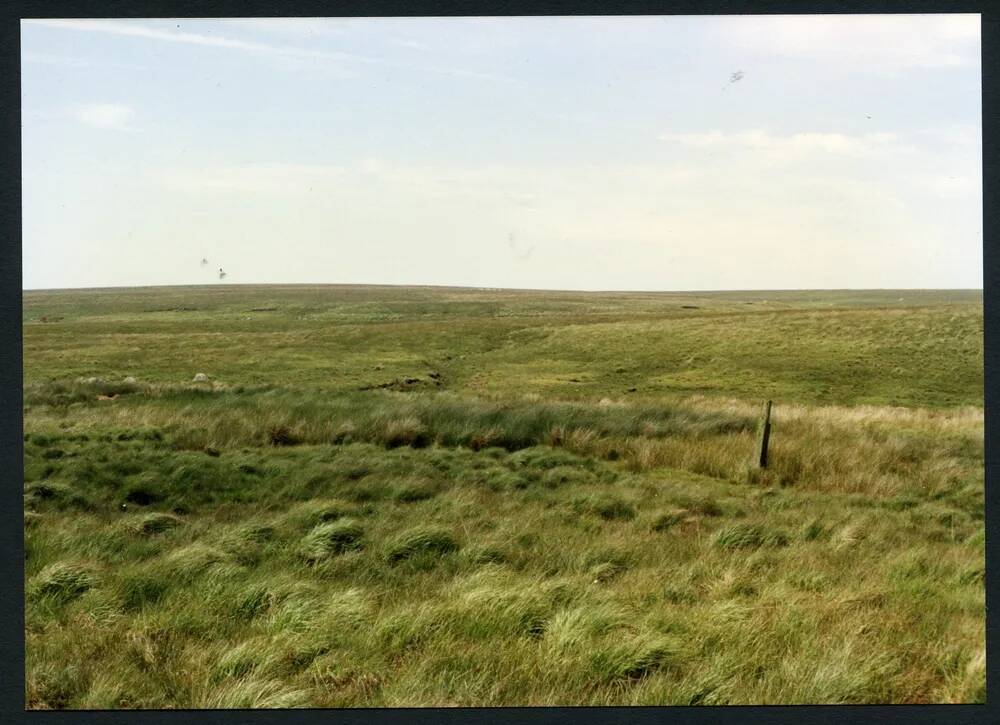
xmin=160 ymin=162 xmax=347 ymax=193
xmin=24 ymin=19 xmax=513 ymax=83
xmin=22 ymin=51 xmax=142 ymax=70
xmin=26 ymin=19 xmax=358 ymax=75
xmin=657 ymin=129 xmax=909 ymax=160
xmin=73 ymin=103 xmax=134 ymax=130
xmin=715 ymin=13 xmax=980 ymax=71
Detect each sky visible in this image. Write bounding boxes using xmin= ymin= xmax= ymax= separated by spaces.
xmin=21 ymin=15 xmax=982 ymax=291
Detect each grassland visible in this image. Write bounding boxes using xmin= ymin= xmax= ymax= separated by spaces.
xmin=22 ymin=286 xmax=984 ymax=707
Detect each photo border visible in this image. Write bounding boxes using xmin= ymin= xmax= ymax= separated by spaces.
xmin=1 ymin=1 xmax=995 ymax=723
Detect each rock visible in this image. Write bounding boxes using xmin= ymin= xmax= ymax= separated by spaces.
xmin=192 ymin=373 xmax=210 ymax=383
xmin=123 ymin=376 xmax=137 ymax=384
xmin=82 ymin=376 xmax=101 ymax=385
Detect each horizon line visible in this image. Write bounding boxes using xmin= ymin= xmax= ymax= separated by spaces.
xmin=21 ymin=282 xmax=986 ymax=295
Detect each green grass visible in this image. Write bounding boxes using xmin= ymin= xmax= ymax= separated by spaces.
xmin=22 ymin=285 xmax=984 ymax=707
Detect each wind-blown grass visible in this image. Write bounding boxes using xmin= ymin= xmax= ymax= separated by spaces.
xmin=22 ymin=285 xmax=983 ymax=707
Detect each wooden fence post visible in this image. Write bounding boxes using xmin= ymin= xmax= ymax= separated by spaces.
xmin=755 ymin=400 xmax=772 ymax=469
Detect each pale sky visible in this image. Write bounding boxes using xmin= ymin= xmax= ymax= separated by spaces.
xmin=21 ymin=15 xmax=982 ymax=291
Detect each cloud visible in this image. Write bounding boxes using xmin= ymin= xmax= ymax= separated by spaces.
xmin=160 ymin=162 xmax=346 ymax=193
xmin=24 ymin=19 xmax=514 ymax=83
xmin=657 ymin=129 xmax=909 ymax=160
xmin=714 ymin=14 xmax=980 ymax=71
xmin=26 ymin=19 xmax=358 ymax=75
xmin=22 ymin=50 xmax=147 ymax=70
xmin=391 ymin=38 xmax=432 ymax=52
xmin=73 ymin=103 xmax=135 ymax=130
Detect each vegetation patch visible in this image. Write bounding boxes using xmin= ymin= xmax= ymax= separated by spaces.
xmin=571 ymin=494 xmax=636 ymax=521
xmin=386 ymin=526 xmax=460 ymax=563
xmin=30 ymin=562 xmax=94 ymax=603
xmin=713 ymin=523 xmax=790 ymax=550
xmin=127 ymin=513 xmax=183 ymax=536
xmin=298 ymin=520 xmax=365 ymax=563
xmin=20 ymin=287 xmax=984 ymax=707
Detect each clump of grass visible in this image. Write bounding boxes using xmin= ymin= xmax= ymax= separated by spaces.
xmin=212 ymin=638 xmax=268 ymax=682
xmin=161 ymin=543 xmax=231 ymax=581
xmin=26 ymin=662 xmax=86 ymax=709
xmin=298 ymin=520 xmax=364 ymax=563
xmin=545 ymin=601 xmax=629 ymax=653
xmin=663 ymin=584 xmax=697 ymax=605
xmin=385 ymin=526 xmax=459 ymax=563
xmin=29 ymin=562 xmax=94 ymax=603
xmin=713 ymin=523 xmax=790 ymax=550
xmin=957 ymin=566 xmax=984 ymax=585
xmin=123 ymin=480 xmax=164 ymax=506
xmin=198 ymin=677 xmax=311 ymax=708
xmin=284 ymin=499 xmax=357 ymax=529
xmin=571 ymin=493 xmax=636 ymax=521
xmin=379 ymin=417 xmax=430 ymax=449
xmin=650 ymin=509 xmax=688 ymax=532
xmin=120 ymin=573 xmax=171 ymax=610
xmin=127 ymin=512 xmax=183 ymax=536
xmin=237 ymin=523 xmax=276 ymax=543
xmin=790 ymin=573 xmax=828 ymax=592
xmin=672 ymin=495 xmax=723 ymax=517
xmin=446 ymin=568 xmax=562 ymax=639
xmin=231 ymin=586 xmax=275 ymax=622
xmin=391 ymin=479 xmax=438 ymax=502
xmin=589 ymin=561 xmax=626 ymax=583
xmin=800 ymin=518 xmax=828 ymax=541
xmin=461 ymin=544 xmax=509 ymax=566
xmin=541 ymin=465 xmax=595 ymax=488
xmin=590 ymin=633 xmax=681 ymax=682
xmin=24 ymin=481 xmax=91 ymax=510
xmin=267 ymin=425 xmax=301 ymax=447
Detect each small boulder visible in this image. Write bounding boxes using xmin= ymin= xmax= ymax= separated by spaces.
xmin=192 ymin=373 xmax=210 ymax=383
xmin=123 ymin=376 xmax=137 ymax=384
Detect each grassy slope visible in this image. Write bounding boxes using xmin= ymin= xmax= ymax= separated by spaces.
xmin=22 ymin=286 xmax=984 ymax=707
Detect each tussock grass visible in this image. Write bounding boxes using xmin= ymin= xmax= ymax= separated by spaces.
xmin=25 ymin=481 xmax=92 ymax=511
xmin=298 ymin=520 xmax=365 ymax=562
xmin=29 ymin=562 xmax=94 ymax=603
xmin=713 ymin=524 xmax=790 ymax=550
xmin=590 ymin=633 xmax=682 ymax=682
xmin=386 ymin=526 xmax=460 ymax=563
xmin=571 ymin=494 xmax=636 ymax=521
xmin=22 ymin=286 xmax=983 ymax=707
xmin=126 ymin=513 xmax=183 ymax=536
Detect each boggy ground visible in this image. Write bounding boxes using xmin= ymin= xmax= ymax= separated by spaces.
xmin=22 ymin=286 xmax=984 ymax=707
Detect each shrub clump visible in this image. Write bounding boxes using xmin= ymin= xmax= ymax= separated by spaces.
xmin=30 ymin=562 xmax=94 ymax=603
xmin=298 ymin=520 xmax=365 ymax=563
xmin=386 ymin=526 xmax=460 ymax=563
xmin=713 ymin=523 xmax=789 ymax=550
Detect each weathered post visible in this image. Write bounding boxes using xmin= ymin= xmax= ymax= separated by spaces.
xmin=755 ymin=400 xmax=772 ymax=469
